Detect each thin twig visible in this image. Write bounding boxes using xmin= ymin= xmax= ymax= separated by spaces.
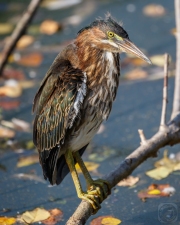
xmin=138 ymin=129 xmax=147 ymax=145
xmin=171 ymin=0 xmax=180 ymax=119
xmin=0 ymin=0 xmax=42 ymax=76
xmin=160 ymin=53 xmax=169 ymax=130
xmin=66 ymin=114 xmax=180 ymax=225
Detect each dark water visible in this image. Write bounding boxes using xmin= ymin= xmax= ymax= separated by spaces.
xmin=0 ymin=0 xmax=179 ymax=224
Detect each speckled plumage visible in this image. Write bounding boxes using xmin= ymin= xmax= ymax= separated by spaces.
xmin=33 ymin=15 xmax=150 ymax=187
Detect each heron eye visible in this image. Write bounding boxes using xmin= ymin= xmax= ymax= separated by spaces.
xmin=107 ymin=31 xmax=114 ymax=38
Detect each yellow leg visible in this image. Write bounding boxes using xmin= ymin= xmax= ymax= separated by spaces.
xmin=73 ymin=151 xmax=111 ymax=204
xmin=64 ymin=150 xmax=101 ymax=213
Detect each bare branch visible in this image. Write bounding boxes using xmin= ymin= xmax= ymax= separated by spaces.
xmin=171 ymin=0 xmax=180 ymax=119
xmin=138 ymin=129 xmax=147 ymax=145
xmin=66 ymin=113 xmax=180 ymax=225
xmin=160 ymin=53 xmax=169 ymax=130
xmin=0 ymin=0 xmax=42 ymax=76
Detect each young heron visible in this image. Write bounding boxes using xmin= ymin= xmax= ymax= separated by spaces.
xmin=33 ymin=15 xmax=151 ymax=213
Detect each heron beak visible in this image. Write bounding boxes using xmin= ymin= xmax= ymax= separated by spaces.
xmin=117 ymin=37 xmax=152 ymax=64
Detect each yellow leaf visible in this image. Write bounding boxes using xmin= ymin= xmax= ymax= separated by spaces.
xmin=0 ymin=23 xmax=13 ymax=34
xmin=19 ymin=80 xmax=35 ymax=89
xmin=101 ymin=217 xmax=121 ymax=225
xmin=17 ymin=155 xmax=39 ymax=167
xmin=75 ymin=161 xmax=99 ymax=173
xmin=146 ymin=166 xmax=172 ymax=180
xmin=21 ymin=208 xmax=50 ymax=223
xmin=0 ymin=80 xmax=22 ymax=97
xmin=150 ymin=55 xmax=171 ymax=67
xmin=148 ymin=189 xmax=161 ymax=195
xmin=0 ymin=217 xmax=16 ymax=225
xmin=16 ymin=35 xmax=34 ymax=49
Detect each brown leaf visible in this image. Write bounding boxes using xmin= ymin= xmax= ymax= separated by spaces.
xmin=125 ymin=68 xmax=148 ymax=80
xmin=0 ymin=217 xmax=16 ymax=225
xmin=16 ymin=35 xmax=34 ymax=49
xmin=0 ymin=126 xmax=15 ymax=138
xmin=0 ymin=100 xmax=20 ymax=110
xmin=122 ymin=57 xmax=148 ymax=67
xmin=42 ymin=208 xmax=63 ymax=225
xmin=138 ymin=183 xmax=175 ymax=200
xmin=17 ymin=154 xmax=39 ymax=167
xmin=40 ymin=20 xmax=62 ymax=35
xmin=117 ymin=176 xmax=139 ymax=187
xmin=91 ymin=215 xmax=113 ymax=225
xmin=15 ymin=52 xmax=43 ymax=67
xmin=143 ymin=4 xmax=166 ymax=17
xmin=2 ymin=68 xmax=25 ymax=80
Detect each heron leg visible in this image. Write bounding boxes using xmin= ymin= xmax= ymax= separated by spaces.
xmin=64 ymin=150 xmax=101 ymax=213
xmin=73 ymin=151 xmax=111 ymax=205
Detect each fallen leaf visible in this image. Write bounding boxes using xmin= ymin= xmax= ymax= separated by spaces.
xmin=42 ymin=208 xmax=63 ymax=225
xmin=2 ymin=68 xmax=25 ymax=80
xmin=75 ymin=161 xmax=99 ymax=173
xmin=12 ymin=118 xmax=30 ymax=132
xmin=122 ymin=57 xmax=148 ymax=67
xmin=101 ymin=217 xmax=121 ymax=225
xmin=150 ymin=55 xmax=171 ymax=67
xmin=0 ymin=126 xmax=15 ymax=138
xmin=0 ymin=23 xmax=13 ymax=34
xmin=91 ymin=216 xmax=113 ymax=225
xmin=40 ymin=20 xmax=62 ymax=35
xmin=146 ymin=166 xmax=172 ymax=180
xmin=0 ymin=79 xmax=22 ymax=97
xmin=0 ymin=217 xmax=16 ymax=225
xmin=13 ymin=173 xmax=45 ymax=183
xmin=147 ymin=189 xmax=161 ymax=195
xmin=0 ymin=100 xmax=20 ymax=110
xmin=117 ymin=176 xmax=139 ymax=187
xmin=20 ymin=208 xmax=50 ymax=224
xmin=17 ymin=154 xmax=39 ymax=167
xmin=125 ymin=68 xmax=148 ymax=80
xmin=15 ymin=52 xmax=43 ymax=67
xmin=41 ymin=0 xmax=82 ymax=10
xmin=143 ymin=4 xmax=166 ymax=17
xmin=19 ymin=80 xmax=35 ymax=89
xmin=16 ymin=35 xmax=34 ymax=49
xmin=138 ymin=183 xmax=175 ymax=200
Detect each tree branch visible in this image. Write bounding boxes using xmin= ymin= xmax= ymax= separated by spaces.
xmin=171 ymin=0 xmax=180 ymax=119
xmin=0 ymin=0 xmax=42 ymax=76
xmin=66 ymin=113 xmax=180 ymax=225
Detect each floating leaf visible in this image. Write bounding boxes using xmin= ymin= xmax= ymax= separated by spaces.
xmin=150 ymin=55 xmax=171 ymax=67
xmin=0 ymin=100 xmax=20 ymax=110
xmin=91 ymin=216 xmax=114 ymax=225
xmin=75 ymin=161 xmax=99 ymax=173
xmin=0 ymin=217 xmax=16 ymax=225
xmin=146 ymin=166 xmax=172 ymax=180
xmin=15 ymin=52 xmax=43 ymax=67
xmin=12 ymin=118 xmax=30 ymax=132
xmin=17 ymin=154 xmax=39 ymax=167
xmin=20 ymin=208 xmax=50 ymax=224
xmin=117 ymin=176 xmax=139 ymax=187
xmin=0 ymin=23 xmax=13 ymax=34
xmin=42 ymin=208 xmax=63 ymax=225
xmin=2 ymin=68 xmax=25 ymax=80
xmin=13 ymin=173 xmax=45 ymax=183
xmin=0 ymin=126 xmax=15 ymax=138
xmin=16 ymin=35 xmax=34 ymax=49
xmin=0 ymin=79 xmax=22 ymax=97
xmin=143 ymin=4 xmax=166 ymax=17
xmin=41 ymin=0 xmax=82 ymax=10
xmin=138 ymin=183 xmax=175 ymax=200
xmin=19 ymin=80 xmax=35 ymax=89
xmin=125 ymin=68 xmax=148 ymax=80
xmin=40 ymin=20 xmax=62 ymax=35
xmin=101 ymin=217 xmax=121 ymax=225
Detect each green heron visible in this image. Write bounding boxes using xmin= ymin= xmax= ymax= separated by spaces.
xmin=33 ymin=15 xmax=151 ymax=213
